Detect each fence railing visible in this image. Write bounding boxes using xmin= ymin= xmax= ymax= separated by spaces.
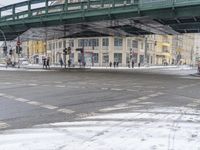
xmin=0 ymin=0 xmax=200 ymax=22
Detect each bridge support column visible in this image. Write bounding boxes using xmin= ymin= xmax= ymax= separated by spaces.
xmin=12 ymin=5 xmax=15 ymax=20
xmin=64 ymin=0 xmax=68 ymax=12
xmin=28 ymin=1 xmax=31 ymax=17
xmin=45 ymin=0 xmax=49 ymax=14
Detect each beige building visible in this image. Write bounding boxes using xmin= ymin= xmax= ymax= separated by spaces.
xmin=22 ymin=34 xmax=196 ymax=66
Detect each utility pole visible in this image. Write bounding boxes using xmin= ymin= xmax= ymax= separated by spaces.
xmin=144 ymin=36 xmax=148 ymax=65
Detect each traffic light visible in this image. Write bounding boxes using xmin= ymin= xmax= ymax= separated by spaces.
xmin=3 ymin=46 xmax=7 ymax=56
xmin=16 ymin=46 xmax=22 ymax=54
xmin=16 ymin=46 xmax=19 ymax=54
xmin=19 ymin=47 xmax=22 ymax=53
xmin=9 ymin=49 xmax=13 ymax=55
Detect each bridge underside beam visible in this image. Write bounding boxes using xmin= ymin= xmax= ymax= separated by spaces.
xmin=2 ymin=3 xmax=200 ymax=41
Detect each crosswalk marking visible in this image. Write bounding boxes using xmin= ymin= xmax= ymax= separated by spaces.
xmin=3 ymin=95 xmax=16 ymax=99
xmin=28 ymin=83 xmax=38 ymax=86
xmin=15 ymin=98 xmax=30 ymax=102
xmin=27 ymin=101 xmax=42 ymax=106
xmin=57 ymin=108 xmax=74 ymax=114
xmin=0 ymin=121 xmax=9 ymax=129
xmin=138 ymin=96 xmax=149 ymax=100
xmin=55 ymin=85 xmax=66 ymax=88
xmin=110 ymin=88 xmax=123 ymax=91
xmin=129 ymin=99 xmax=140 ymax=104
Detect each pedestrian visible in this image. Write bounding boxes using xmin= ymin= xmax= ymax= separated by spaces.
xmin=46 ymin=57 xmax=50 ymax=69
xmin=68 ymin=59 xmax=71 ymax=68
xmin=116 ymin=62 xmax=119 ymax=67
xmin=109 ymin=61 xmax=112 ymax=68
xmin=59 ymin=58 xmax=63 ymax=68
xmin=138 ymin=62 xmax=141 ymax=68
xmin=42 ymin=56 xmax=46 ymax=69
xmin=198 ymin=62 xmax=200 ymax=74
xmin=114 ymin=62 xmax=116 ymax=68
xmin=132 ymin=60 xmax=135 ymax=68
xmin=128 ymin=61 xmax=130 ymax=68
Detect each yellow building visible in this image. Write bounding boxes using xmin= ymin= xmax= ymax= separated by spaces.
xmin=154 ymin=35 xmax=173 ymax=65
xmin=27 ymin=41 xmax=46 ymax=63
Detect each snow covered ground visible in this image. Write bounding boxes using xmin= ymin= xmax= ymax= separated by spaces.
xmin=0 ymin=106 xmax=200 ymax=150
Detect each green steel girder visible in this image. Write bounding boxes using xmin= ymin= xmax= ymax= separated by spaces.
xmin=1 ymin=0 xmax=200 ymax=40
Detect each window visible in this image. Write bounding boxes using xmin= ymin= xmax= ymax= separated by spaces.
xmin=78 ymin=39 xmax=99 ymax=47
xmin=141 ymin=42 xmax=144 ymax=49
xmin=127 ymin=39 xmax=131 ymax=47
xmin=48 ymin=43 xmax=52 ymax=50
xmin=53 ymin=43 xmax=55 ymax=50
xmin=114 ymin=38 xmax=123 ymax=47
xmin=102 ymin=38 xmax=109 ymax=46
xmin=102 ymin=53 xmax=109 ymax=63
xmin=126 ymin=53 xmax=130 ymax=63
xmin=58 ymin=41 xmax=62 ymax=49
xmin=114 ymin=53 xmax=122 ymax=63
xmin=132 ymin=40 xmax=138 ymax=48
xmin=162 ymin=46 xmax=168 ymax=52
xmin=93 ymin=53 xmax=99 ymax=63
xmin=69 ymin=40 xmax=74 ymax=47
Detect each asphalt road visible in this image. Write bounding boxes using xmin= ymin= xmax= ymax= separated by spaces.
xmin=0 ymin=68 xmax=199 ymax=131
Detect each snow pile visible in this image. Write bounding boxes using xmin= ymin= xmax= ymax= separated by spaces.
xmin=0 ymin=107 xmax=200 ymax=150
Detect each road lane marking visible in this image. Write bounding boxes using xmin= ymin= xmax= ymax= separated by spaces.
xmin=0 ymin=93 xmax=5 ymax=96
xmin=101 ymin=87 xmax=108 ymax=90
xmin=27 ymin=101 xmax=42 ymax=106
xmin=128 ymin=99 xmax=141 ymax=104
xmin=138 ymin=96 xmax=150 ymax=100
xmin=0 ymin=121 xmax=9 ymax=129
xmin=55 ymin=85 xmax=66 ymax=88
xmin=15 ymin=98 xmax=30 ymax=102
xmin=126 ymin=89 xmax=138 ymax=92
xmin=3 ymin=95 xmax=16 ymax=99
xmin=114 ymin=103 xmax=128 ymax=108
xmin=41 ymin=105 xmax=58 ymax=110
xmin=186 ymin=103 xmax=199 ymax=107
xmin=57 ymin=108 xmax=75 ymax=114
xmin=28 ymin=83 xmax=38 ymax=86
xmin=110 ymin=88 xmax=123 ymax=91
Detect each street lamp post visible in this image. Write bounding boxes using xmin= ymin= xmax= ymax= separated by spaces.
xmin=0 ymin=29 xmax=7 ymax=56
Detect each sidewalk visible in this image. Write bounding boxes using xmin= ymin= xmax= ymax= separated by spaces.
xmin=0 ymin=64 xmax=197 ymax=74
xmin=0 ymin=106 xmax=200 ymax=150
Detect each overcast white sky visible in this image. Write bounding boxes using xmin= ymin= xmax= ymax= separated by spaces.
xmin=0 ymin=0 xmax=27 ymax=7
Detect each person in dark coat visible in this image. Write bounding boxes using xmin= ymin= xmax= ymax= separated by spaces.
xmin=109 ymin=62 xmax=112 ymax=68
xmin=132 ymin=60 xmax=135 ymax=68
xmin=59 ymin=58 xmax=63 ymax=68
xmin=46 ymin=57 xmax=50 ymax=69
xmin=42 ymin=57 xmax=46 ymax=69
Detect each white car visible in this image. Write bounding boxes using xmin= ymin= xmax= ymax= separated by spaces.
xmin=19 ymin=58 xmax=29 ymax=65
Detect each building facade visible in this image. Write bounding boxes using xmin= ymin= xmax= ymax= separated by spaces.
xmin=22 ymin=34 xmax=196 ymax=67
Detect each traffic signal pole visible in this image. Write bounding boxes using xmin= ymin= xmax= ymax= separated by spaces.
xmin=0 ymin=29 xmax=7 ymax=56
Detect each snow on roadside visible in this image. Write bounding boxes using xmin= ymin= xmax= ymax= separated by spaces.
xmin=0 ymin=107 xmax=200 ymax=150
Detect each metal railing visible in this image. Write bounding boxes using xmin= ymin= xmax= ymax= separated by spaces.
xmin=0 ymin=0 xmax=200 ymax=22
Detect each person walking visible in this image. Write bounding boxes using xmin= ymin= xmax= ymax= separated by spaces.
xmin=59 ymin=58 xmax=63 ymax=68
xmin=114 ymin=62 xmax=116 ymax=68
xmin=132 ymin=60 xmax=135 ymax=68
xmin=128 ymin=61 xmax=130 ymax=68
xmin=46 ymin=57 xmax=50 ymax=69
xmin=138 ymin=62 xmax=141 ymax=68
xmin=68 ymin=59 xmax=71 ymax=68
xmin=109 ymin=62 xmax=112 ymax=68
xmin=42 ymin=56 xmax=46 ymax=69
xmin=116 ymin=61 xmax=119 ymax=68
